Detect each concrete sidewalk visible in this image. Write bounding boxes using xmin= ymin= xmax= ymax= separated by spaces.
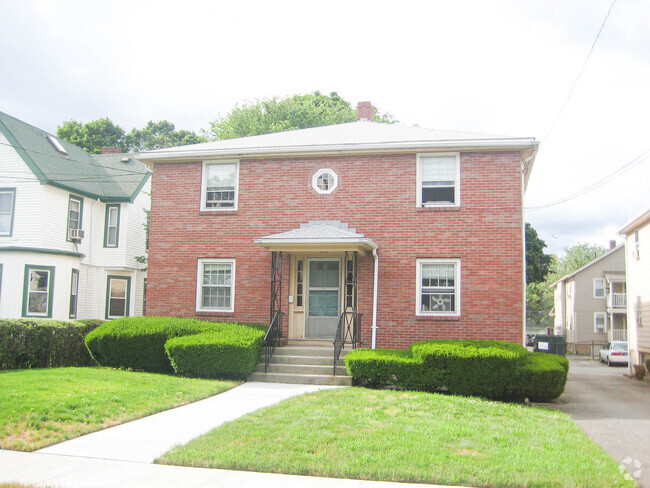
xmin=0 ymin=382 xmax=471 ymax=488
xmin=38 ymin=382 xmax=337 ymax=463
xmin=0 ymin=450 xmax=469 ymax=488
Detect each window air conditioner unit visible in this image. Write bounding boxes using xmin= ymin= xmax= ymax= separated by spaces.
xmin=68 ymin=228 xmax=85 ymax=241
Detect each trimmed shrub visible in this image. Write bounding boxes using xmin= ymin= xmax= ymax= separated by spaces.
xmin=85 ymin=316 xmax=267 ymax=377
xmin=411 ymin=340 xmax=528 ymax=400
xmin=346 ymin=340 xmax=569 ymax=402
xmin=646 ymin=358 xmax=650 ymax=373
xmin=77 ymin=319 xmax=105 ymax=328
xmin=165 ymin=324 xmax=265 ymax=379
xmin=519 ymin=353 xmax=569 ymax=402
xmin=0 ymin=319 xmax=100 ymax=370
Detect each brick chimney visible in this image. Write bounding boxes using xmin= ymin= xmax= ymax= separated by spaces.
xmin=609 ymin=240 xmax=616 ymax=250
xmin=101 ymin=146 xmax=121 ymax=154
xmin=357 ymin=101 xmax=374 ymax=121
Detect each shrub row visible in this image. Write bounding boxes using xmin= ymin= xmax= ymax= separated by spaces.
xmin=346 ymin=340 xmax=569 ymax=402
xmin=0 ymin=319 xmax=101 ymax=370
xmin=85 ymin=316 xmax=266 ymax=379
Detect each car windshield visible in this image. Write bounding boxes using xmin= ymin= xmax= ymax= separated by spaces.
xmin=611 ymin=343 xmax=628 ymax=351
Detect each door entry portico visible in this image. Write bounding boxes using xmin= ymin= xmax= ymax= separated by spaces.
xmin=306 ymin=259 xmax=340 ymax=338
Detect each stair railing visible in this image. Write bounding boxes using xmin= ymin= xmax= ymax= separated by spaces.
xmin=264 ymin=311 xmax=283 ymax=372
xmin=333 ymin=311 xmax=362 ymax=375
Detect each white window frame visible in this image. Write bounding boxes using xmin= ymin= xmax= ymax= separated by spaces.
xmin=636 ymin=296 xmax=642 ymax=326
xmin=0 ymin=188 xmax=16 ymax=236
xmin=200 ymin=160 xmax=239 ymax=211
xmin=593 ymin=278 xmax=605 ymax=299
xmin=416 ymin=152 xmax=460 ymax=208
xmin=593 ymin=312 xmax=606 ymax=333
xmin=312 ymin=168 xmax=338 ymax=194
xmin=416 ymin=258 xmax=461 ymax=317
xmin=196 ymin=258 xmax=236 ymax=313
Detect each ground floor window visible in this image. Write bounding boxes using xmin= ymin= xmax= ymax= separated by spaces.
xmin=23 ymin=265 xmax=55 ymax=318
xmin=594 ymin=312 xmax=606 ymax=333
xmin=196 ymin=258 xmax=235 ymax=312
xmin=69 ymin=269 xmax=79 ymax=318
xmin=416 ymin=258 xmax=460 ymax=317
xmin=106 ymin=276 xmax=130 ymax=319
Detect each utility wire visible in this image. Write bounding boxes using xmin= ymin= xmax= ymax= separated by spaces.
xmin=543 ymin=0 xmax=617 ymax=144
xmin=526 ymin=147 xmax=650 ymax=212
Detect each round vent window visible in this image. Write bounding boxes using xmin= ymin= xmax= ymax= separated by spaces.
xmin=312 ymin=168 xmax=338 ymax=194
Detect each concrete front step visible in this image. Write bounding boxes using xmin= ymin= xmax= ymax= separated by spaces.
xmin=255 ymin=363 xmax=348 ymax=376
xmin=248 ymin=371 xmax=352 ymax=386
xmin=273 ymin=346 xmax=349 ymax=358
xmin=271 ymin=354 xmax=345 ymax=366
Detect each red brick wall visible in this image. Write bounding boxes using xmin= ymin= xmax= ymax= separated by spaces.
xmin=147 ymin=151 xmax=524 ymax=348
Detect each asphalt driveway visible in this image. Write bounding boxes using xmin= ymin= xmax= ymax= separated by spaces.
xmin=547 ymin=357 xmax=650 ymax=487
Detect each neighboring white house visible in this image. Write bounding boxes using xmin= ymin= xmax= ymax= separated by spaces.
xmin=0 ymin=111 xmax=150 ymax=321
xmin=550 ymin=244 xmax=626 ymax=354
xmin=619 ymin=209 xmax=650 ymax=371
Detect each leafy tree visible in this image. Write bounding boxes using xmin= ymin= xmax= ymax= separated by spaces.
xmin=206 ymin=91 xmax=395 ymax=140
xmin=546 ymin=243 xmax=608 ymax=284
xmin=57 ymin=118 xmax=126 ymax=154
xmin=525 ymin=223 xmax=552 ymax=284
xmin=124 ymin=120 xmax=206 ymax=152
xmin=526 ymin=282 xmax=554 ymax=330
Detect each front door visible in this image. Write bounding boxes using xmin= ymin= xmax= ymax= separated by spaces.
xmin=306 ymin=259 xmax=340 ymax=339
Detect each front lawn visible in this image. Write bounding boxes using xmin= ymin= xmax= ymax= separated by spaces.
xmin=158 ymin=387 xmax=634 ymax=488
xmin=0 ymin=367 xmax=239 ymax=451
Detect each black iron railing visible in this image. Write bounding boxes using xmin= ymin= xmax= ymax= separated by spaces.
xmin=264 ymin=311 xmax=283 ymax=372
xmin=333 ymin=311 xmax=362 ymax=375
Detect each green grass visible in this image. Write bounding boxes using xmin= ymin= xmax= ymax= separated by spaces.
xmin=0 ymin=367 xmax=239 ymax=451
xmin=158 ymin=387 xmax=634 ymax=488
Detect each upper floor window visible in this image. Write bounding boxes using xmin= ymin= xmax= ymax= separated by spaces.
xmin=416 ymin=258 xmax=460 ymax=317
xmin=0 ymin=188 xmax=16 ymax=236
xmin=593 ymin=278 xmax=605 ymax=298
xmin=67 ymin=195 xmax=83 ymax=241
xmin=104 ymin=204 xmax=120 ymax=248
xmin=417 ymin=153 xmax=460 ymax=207
xmin=634 ymin=230 xmax=640 ymax=260
xmin=196 ymin=258 xmax=235 ymax=312
xmin=312 ymin=169 xmax=338 ymax=194
xmin=201 ymin=161 xmax=238 ymax=211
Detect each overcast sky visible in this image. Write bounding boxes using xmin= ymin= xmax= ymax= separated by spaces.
xmin=1 ymin=0 xmax=648 ymax=255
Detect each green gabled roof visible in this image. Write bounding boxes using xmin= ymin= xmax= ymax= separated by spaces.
xmin=0 ymin=111 xmax=150 ymax=202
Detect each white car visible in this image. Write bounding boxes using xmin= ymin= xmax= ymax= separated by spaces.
xmin=599 ymin=341 xmax=629 ymax=366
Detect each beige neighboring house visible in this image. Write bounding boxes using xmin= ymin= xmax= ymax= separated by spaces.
xmin=619 ymin=209 xmax=650 ymax=371
xmin=551 ymin=244 xmax=627 ymax=354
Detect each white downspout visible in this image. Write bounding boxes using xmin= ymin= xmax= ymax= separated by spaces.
xmin=371 ymin=247 xmax=379 ymax=349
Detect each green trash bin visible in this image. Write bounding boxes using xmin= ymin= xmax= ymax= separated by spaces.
xmin=534 ymin=335 xmax=566 ymax=356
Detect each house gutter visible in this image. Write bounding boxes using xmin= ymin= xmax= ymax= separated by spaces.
xmin=372 ymin=247 xmax=379 ymax=349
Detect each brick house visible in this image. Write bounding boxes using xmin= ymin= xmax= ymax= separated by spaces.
xmin=140 ymin=103 xmax=538 ymax=368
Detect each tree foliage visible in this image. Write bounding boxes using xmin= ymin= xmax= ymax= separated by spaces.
xmin=525 ymin=223 xmax=551 ymax=284
xmin=545 ymin=243 xmax=608 ymax=284
xmin=124 ymin=120 xmax=206 ymax=152
xmin=57 ymin=118 xmax=126 ymax=154
xmin=206 ymin=91 xmax=395 ymax=140
xmin=57 ymin=119 xmax=204 ymax=154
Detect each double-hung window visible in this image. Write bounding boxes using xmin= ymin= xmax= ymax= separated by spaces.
xmin=594 ymin=312 xmax=606 ymax=333
xmin=196 ymin=258 xmax=235 ymax=312
xmin=104 ymin=204 xmax=120 ymax=247
xmin=0 ymin=188 xmax=16 ymax=236
xmin=201 ymin=161 xmax=238 ymax=210
xmin=416 ymin=258 xmax=460 ymax=316
xmin=417 ymin=153 xmax=460 ymax=207
xmin=23 ymin=265 xmax=55 ymax=318
xmin=69 ymin=269 xmax=79 ymax=318
xmin=593 ymin=278 xmax=605 ymax=298
xmin=67 ymin=195 xmax=83 ymax=240
xmin=106 ymin=276 xmax=130 ymax=319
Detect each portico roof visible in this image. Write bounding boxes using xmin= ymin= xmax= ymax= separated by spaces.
xmin=254 ymin=221 xmax=378 ymax=254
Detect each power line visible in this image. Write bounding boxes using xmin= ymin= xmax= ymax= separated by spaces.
xmin=525 ymin=147 xmax=650 ymax=212
xmin=543 ymin=0 xmax=617 ymax=144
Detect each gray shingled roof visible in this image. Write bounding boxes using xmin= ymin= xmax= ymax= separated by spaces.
xmin=255 ymin=221 xmax=378 ymax=249
xmin=0 ymin=111 xmax=150 ymax=202
xmin=139 ymin=120 xmax=538 ymax=160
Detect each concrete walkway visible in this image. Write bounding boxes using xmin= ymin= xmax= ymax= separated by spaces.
xmin=0 ymin=382 xmax=470 ymax=488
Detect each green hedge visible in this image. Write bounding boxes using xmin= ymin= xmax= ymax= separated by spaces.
xmin=165 ymin=324 xmax=265 ymax=379
xmin=85 ymin=316 xmax=267 ymax=378
xmin=346 ymin=340 xmax=569 ymax=402
xmin=0 ymin=319 xmax=100 ymax=369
